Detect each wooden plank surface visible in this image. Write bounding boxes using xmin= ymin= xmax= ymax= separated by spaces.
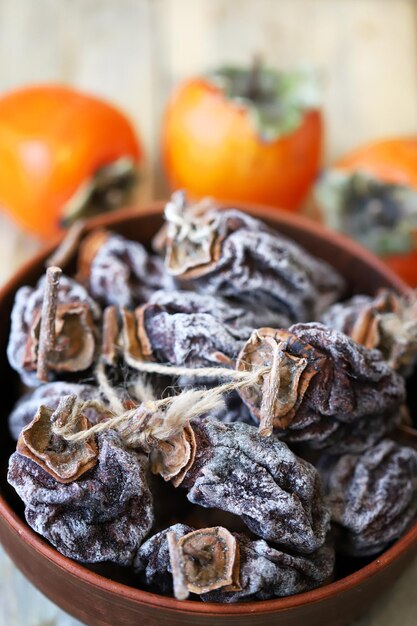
xmin=164 ymin=0 xmax=417 ymax=162
xmin=1 ymin=0 xmax=417 ymax=623
xmin=1 ymin=0 xmax=416 ymax=200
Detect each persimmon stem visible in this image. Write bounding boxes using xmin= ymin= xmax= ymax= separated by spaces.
xmin=51 ymin=394 xmax=78 ymax=428
xmin=46 ymin=219 xmax=86 ymax=269
xmin=259 ymin=339 xmax=283 ymax=437
xmin=167 ymin=531 xmax=189 ymax=600
xmin=246 ymin=53 xmax=263 ymax=101
xmin=36 ymin=266 xmax=62 ymax=382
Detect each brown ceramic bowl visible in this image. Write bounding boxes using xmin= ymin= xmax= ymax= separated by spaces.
xmin=0 ymin=202 xmax=416 ymax=626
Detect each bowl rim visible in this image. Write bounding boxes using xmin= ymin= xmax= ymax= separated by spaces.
xmin=0 ymin=200 xmax=415 ymax=616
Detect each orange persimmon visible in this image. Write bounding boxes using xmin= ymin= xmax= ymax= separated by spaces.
xmin=161 ymin=65 xmax=322 ymax=211
xmin=334 ymin=138 xmax=417 ymax=188
xmin=0 ymin=84 xmax=143 ymax=239
xmin=314 ymin=138 xmax=417 ymax=287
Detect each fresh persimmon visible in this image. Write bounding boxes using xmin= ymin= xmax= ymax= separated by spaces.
xmin=161 ymin=65 xmax=322 ymax=211
xmin=0 ymin=84 xmax=143 ymax=239
xmin=314 ymin=138 xmax=417 ymax=287
xmin=334 ymin=138 xmax=417 ymax=188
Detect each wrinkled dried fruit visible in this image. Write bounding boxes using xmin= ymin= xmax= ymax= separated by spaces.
xmin=173 ymin=419 xmax=330 ymax=553
xmin=156 ymin=197 xmax=345 ymax=321
xmin=100 ymin=302 xmax=247 ymax=371
xmin=209 ymin=391 xmax=256 ymax=426
xmin=78 ymin=230 xmax=172 ymax=308
xmin=134 ymin=523 xmax=191 ymax=594
xmin=135 ymin=524 xmax=335 ymax=602
xmin=148 ymin=289 xmax=291 ymax=339
xmin=204 ymin=535 xmax=334 ymax=603
xmin=7 ymin=274 xmax=101 ymax=386
xmin=17 ymin=395 xmax=98 ymax=483
xmin=318 ymin=439 xmax=417 ymax=556
xmin=8 ymin=430 xmax=154 ymax=564
xmin=131 ymin=303 xmax=242 ymax=368
xmin=7 ymin=198 xmax=415 ymax=598
xmin=321 ymin=289 xmax=417 ymax=375
xmin=237 ymin=323 xmax=406 ymax=453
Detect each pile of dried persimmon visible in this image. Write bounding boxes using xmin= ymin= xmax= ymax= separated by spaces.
xmin=6 ymin=192 xmax=417 ymax=602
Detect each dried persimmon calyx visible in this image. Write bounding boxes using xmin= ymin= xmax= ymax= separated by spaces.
xmin=155 ymin=193 xmax=345 ymax=321
xmin=122 ymin=306 xmax=154 ymax=363
xmin=7 ymin=272 xmax=101 ymax=386
xmin=136 ymin=524 xmax=240 ymax=599
xmin=100 ymin=305 xmax=158 ymax=369
xmin=16 ymin=394 xmax=98 ymax=483
xmin=162 ymin=192 xmax=222 ymax=278
xmin=321 ymin=289 xmax=417 ymax=375
xmin=76 ymin=228 xmax=111 ymax=283
xmin=237 ymin=323 xmax=406 ymax=454
xmin=323 ymin=289 xmax=401 ymax=348
xmin=135 ymin=524 xmax=335 ymax=602
xmin=168 ymin=526 xmax=240 ymax=598
xmin=236 ymin=327 xmax=322 ymax=435
xmin=24 ymin=301 xmax=97 ymax=374
xmin=101 ymin=305 xmax=121 ymax=366
xmin=149 ymin=424 xmax=197 ymax=487
xmin=100 ymin=305 xmax=150 ymax=367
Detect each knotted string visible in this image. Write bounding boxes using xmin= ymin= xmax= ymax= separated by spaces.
xmin=51 ymin=351 xmax=273 ymax=446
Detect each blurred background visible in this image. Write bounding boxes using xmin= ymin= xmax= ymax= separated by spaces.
xmin=0 ymin=0 xmax=417 ymax=283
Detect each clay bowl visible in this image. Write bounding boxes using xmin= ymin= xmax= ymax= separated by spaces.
xmin=0 ymin=202 xmax=416 ymax=626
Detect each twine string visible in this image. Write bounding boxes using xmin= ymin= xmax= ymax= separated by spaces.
xmin=95 ymin=361 xmax=126 ymax=413
xmin=122 ymin=356 xmax=256 ymax=381
xmin=51 ymin=345 xmax=279 ymax=446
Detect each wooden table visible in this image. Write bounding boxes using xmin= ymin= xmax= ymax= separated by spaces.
xmin=0 ymin=212 xmax=416 ymax=626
